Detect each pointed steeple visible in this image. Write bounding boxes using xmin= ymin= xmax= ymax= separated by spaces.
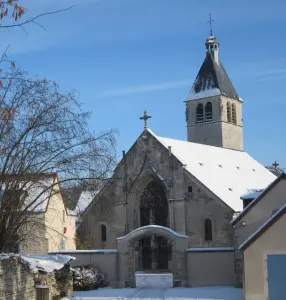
xmin=187 ymin=36 xmax=239 ymax=101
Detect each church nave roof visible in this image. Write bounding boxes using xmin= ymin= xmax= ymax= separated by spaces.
xmin=148 ymin=129 xmax=276 ymax=212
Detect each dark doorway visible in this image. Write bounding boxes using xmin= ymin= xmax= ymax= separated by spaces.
xmin=138 ymin=180 xmax=170 ymax=271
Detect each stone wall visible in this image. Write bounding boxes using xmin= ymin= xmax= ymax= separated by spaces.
xmin=0 ymin=256 xmax=73 ymax=300
xmin=0 ymin=256 xmax=35 ymax=300
xmin=49 ymin=250 xmax=118 ymax=287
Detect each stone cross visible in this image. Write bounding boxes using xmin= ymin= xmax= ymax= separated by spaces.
xmin=140 ymin=110 xmax=152 ymax=129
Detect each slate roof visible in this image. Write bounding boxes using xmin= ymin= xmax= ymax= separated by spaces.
xmin=148 ymin=129 xmax=276 ymax=212
xmin=187 ymin=53 xmax=240 ymax=101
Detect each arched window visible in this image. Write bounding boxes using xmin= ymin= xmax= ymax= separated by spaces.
xmin=205 ymin=102 xmax=213 ymax=122
xmin=227 ymin=102 xmax=231 ymax=122
xmin=196 ymin=103 xmax=204 ymax=123
xmin=232 ymin=103 xmax=237 ymax=124
xmin=205 ymin=219 xmax=213 ymax=241
xmin=101 ymin=224 xmax=107 ymax=242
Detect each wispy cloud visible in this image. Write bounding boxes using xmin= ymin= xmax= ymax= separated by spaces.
xmin=97 ymin=79 xmax=192 ymax=98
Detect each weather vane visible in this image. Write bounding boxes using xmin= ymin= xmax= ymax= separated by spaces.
xmin=207 ymin=13 xmax=214 ymax=36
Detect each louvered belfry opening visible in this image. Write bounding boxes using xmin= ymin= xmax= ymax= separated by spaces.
xmin=232 ymin=103 xmax=237 ymax=124
xmin=227 ymin=102 xmax=231 ymax=122
xmin=205 ymin=102 xmax=213 ymax=122
xmin=196 ymin=103 xmax=204 ymax=123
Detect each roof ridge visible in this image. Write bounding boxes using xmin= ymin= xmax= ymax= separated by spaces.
xmin=239 ymin=203 xmax=286 ymax=251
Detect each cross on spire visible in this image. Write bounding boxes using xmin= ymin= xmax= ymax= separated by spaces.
xmin=207 ymin=13 xmax=214 ymax=36
xmin=140 ymin=110 xmax=152 ymax=129
xmin=273 ymin=161 xmax=279 ymax=169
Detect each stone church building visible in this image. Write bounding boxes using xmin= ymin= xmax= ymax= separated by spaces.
xmin=79 ymin=34 xmax=276 ymax=288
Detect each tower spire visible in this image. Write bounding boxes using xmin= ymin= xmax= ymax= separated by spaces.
xmin=207 ymin=13 xmax=214 ymax=36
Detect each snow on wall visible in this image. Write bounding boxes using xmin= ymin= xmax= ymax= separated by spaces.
xmin=117 ymin=225 xmax=188 ymax=240
xmin=186 ymin=247 xmax=234 ymax=252
xmin=49 ymin=250 xmax=118 ymax=254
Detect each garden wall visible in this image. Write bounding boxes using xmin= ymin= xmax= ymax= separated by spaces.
xmin=49 ymin=250 xmax=118 ymax=287
xmin=0 ymin=255 xmax=72 ymax=300
xmin=186 ymin=248 xmax=235 ymax=287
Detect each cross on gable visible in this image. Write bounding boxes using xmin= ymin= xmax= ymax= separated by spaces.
xmin=140 ymin=110 xmax=152 ymax=129
xmin=273 ymin=161 xmax=279 ymax=169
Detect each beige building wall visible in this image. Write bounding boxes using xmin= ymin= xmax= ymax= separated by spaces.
xmin=45 ymin=180 xmax=76 ymax=252
xmin=187 ymin=250 xmax=235 ymax=287
xmin=20 ymin=213 xmax=49 ymax=254
xmin=243 ymin=213 xmax=286 ymax=300
xmin=234 ymin=178 xmax=286 ymax=247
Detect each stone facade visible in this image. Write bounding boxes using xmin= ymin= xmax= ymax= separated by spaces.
xmin=79 ymin=129 xmax=236 ymax=287
xmin=80 ymin=130 xmax=234 ymax=251
xmin=0 ymin=256 xmax=72 ymax=300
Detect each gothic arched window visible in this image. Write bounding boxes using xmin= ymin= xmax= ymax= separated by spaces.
xmin=232 ymin=103 xmax=237 ymax=124
xmin=227 ymin=102 xmax=231 ymax=122
xmin=205 ymin=102 xmax=213 ymax=122
xmin=205 ymin=219 xmax=213 ymax=241
xmin=196 ymin=103 xmax=204 ymax=123
xmin=101 ymin=224 xmax=107 ymax=242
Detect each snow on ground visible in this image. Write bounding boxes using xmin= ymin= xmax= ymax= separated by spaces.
xmin=65 ymin=287 xmax=243 ymax=300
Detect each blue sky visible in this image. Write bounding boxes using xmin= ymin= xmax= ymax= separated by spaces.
xmin=3 ymin=0 xmax=286 ymax=167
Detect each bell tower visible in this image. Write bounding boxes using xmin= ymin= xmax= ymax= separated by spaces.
xmin=185 ymin=34 xmax=244 ymax=151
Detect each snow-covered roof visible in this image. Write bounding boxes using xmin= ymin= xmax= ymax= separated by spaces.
xmin=187 ymin=88 xmax=221 ymax=101
xmin=240 ymin=189 xmax=264 ymax=200
xmin=186 ymin=51 xmax=240 ymax=101
xmin=72 ymin=191 xmax=97 ymax=216
xmin=239 ymin=204 xmax=286 ymax=251
xmin=24 ymin=178 xmax=55 ymax=212
xmin=1 ymin=175 xmax=57 ymax=213
xmin=148 ymin=129 xmax=276 ymax=212
xmin=231 ymin=173 xmax=286 ymax=225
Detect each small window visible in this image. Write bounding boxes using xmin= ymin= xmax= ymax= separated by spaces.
xmin=227 ymin=102 xmax=231 ymax=122
xmin=205 ymin=219 xmax=213 ymax=241
xmin=101 ymin=224 xmax=107 ymax=242
xmin=188 ymin=186 xmax=192 ymax=193
xmin=205 ymin=102 xmax=213 ymax=122
xmin=232 ymin=103 xmax=237 ymax=124
xmin=196 ymin=103 xmax=204 ymax=123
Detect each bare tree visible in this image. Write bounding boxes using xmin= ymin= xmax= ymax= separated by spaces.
xmin=0 ymin=68 xmax=117 ymax=252
xmin=0 ymin=1 xmax=73 ymax=29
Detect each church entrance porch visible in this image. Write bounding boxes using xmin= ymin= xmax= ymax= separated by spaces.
xmin=117 ymin=225 xmax=188 ymax=288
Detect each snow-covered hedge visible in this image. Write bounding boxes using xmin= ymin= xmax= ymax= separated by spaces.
xmin=73 ymin=265 xmax=107 ymax=291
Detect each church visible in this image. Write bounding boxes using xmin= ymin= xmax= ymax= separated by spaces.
xmin=79 ymin=33 xmax=277 ymax=288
